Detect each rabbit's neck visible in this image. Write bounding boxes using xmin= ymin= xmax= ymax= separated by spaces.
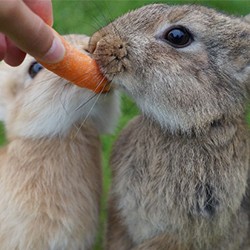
xmin=159 ymin=114 xmax=249 ymax=213
xmin=3 ymin=125 xmax=101 ymax=173
xmin=155 ymin=114 xmax=245 ymax=139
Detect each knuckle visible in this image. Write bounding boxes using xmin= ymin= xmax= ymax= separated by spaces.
xmin=0 ymin=0 xmax=20 ymax=26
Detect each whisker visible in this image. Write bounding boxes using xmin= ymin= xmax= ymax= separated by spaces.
xmin=75 ymin=92 xmax=98 ymax=111
xmin=57 ymin=82 xmax=85 ymax=132
xmin=97 ymin=0 xmax=124 ymax=41
xmin=103 ymin=77 xmax=115 ymax=98
xmin=35 ymin=74 xmax=59 ymax=84
xmin=91 ymin=0 xmax=113 ymax=28
xmin=72 ymin=74 xmax=114 ymax=139
xmin=72 ymin=92 xmax=102 ymax=139
xmin=58 ymin=83 xmax=70 ymax=114
xmin=51 ymin=81 xmax=68 ymax=108
xmin=74 ymin=74 xmax=109 ymax=111
xmin=23 ymin=80 xmax=57 ymax=108
xmin=109 ymin=18 xmax=123 ymax=41
xmin=90 ymin=14 xmax=108 ymax=31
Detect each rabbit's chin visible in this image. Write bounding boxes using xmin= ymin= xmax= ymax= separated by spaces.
xmin=5 ymin=87 xmax=120 ymax=139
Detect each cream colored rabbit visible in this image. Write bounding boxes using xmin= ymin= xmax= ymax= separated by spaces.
xmin=89 ymin=4 xmax=250 ymax=250
xmin=0 ymin=35 xmax=119 ymax=250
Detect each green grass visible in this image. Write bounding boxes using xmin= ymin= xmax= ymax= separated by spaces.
xmin=0 ymin=123 xmax=6 ymax=146
xmin=0 ymin=0 xmax=249 ymax=249
xmin=52 ymin=0 xmax=250 ymax=36
xmin=96 ymin=95 xmax=139 ymax=249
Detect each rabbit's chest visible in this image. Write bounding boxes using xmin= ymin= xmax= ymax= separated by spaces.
xmin=115 ymin=135 xmax=249 ymax=245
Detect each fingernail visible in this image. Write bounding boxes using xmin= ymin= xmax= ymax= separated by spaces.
xmin=41 ymin=36 xmax=65 ymax=63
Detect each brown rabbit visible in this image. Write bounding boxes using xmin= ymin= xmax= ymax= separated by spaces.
xmin=89 ymin=4 xmax=250 ymax=250
xmin=0 ymin=35 xmax=120 ymax=250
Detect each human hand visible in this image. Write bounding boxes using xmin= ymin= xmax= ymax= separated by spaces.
xmin=0 ymin=0 xmax=65 ymax=66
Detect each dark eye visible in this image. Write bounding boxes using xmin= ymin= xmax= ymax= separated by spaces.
xmin=160 ymin=25 xmax=193 ymax=48
xmin=28 ymin=62 xmax=43 ymax=78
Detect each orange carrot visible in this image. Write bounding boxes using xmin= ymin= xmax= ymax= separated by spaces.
xmin=38 ymin=35 xmax=110 ymax=93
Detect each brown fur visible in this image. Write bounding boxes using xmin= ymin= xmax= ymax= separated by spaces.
xmin=105 ymin=196 xmax=133 ymax=250
xmin=88 ymin=4 xmax=250 ymax=249
xmin=108 ymin=116 xmax=249 ymax=249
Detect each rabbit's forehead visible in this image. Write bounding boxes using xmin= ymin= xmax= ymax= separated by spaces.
xmin=116 ymin=4 xmax=242 ymax=36
xmin=21 ymin=55 xmax=35 ymax=69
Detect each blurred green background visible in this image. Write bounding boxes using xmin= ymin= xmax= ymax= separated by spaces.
xmin=0 ymin=0 xmax=249 ymax=249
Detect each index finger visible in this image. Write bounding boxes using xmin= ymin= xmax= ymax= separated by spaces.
xmin=0 ymin=0 xmax=64 ymax=63
xmin=24 ymin=0 xmax=53 ymax=26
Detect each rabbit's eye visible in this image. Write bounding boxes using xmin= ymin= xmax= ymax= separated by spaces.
xmin=29 ymin=62 xmax=43 ymax=78
xmin=160 ymin=26 xmax=192 ymax=48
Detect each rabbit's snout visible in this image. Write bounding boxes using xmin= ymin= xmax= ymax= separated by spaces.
xmin=95 ymin=36 xmax=127 ymax=59
xmin=89 ymin=33 xmax=128 ymax=75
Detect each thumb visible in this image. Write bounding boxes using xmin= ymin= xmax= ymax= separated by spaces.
xmin=0 ymin=1 xmax=65 ymax=63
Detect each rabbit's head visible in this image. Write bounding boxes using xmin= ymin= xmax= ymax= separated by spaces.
xmin=0 ymin=35 xmax=120 ymax=139
xmin=90 ymin=4 xmax=250 ymax=133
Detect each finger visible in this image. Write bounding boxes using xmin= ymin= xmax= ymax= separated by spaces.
xmin=0 ymin=1 xmax=64 ymax=63
xmin=23 ymin=0 xmax=53 ymax=26
xmin=4 ymin=38 xmax=26 ymax=66
xmin=0 ymin=33 xmax=7 ymax=61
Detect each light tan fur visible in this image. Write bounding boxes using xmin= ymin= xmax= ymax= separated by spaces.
xmin=89 ymin=4 xmax=250 ymax=250
xmin=0 ymin=125 xmax=102 ymax=250
xmin=0 ymin=35 xmax=119 ymax=249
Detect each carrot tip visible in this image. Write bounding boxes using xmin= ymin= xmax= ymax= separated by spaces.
xmin=37 ymin=33 xmax=110 ymax=93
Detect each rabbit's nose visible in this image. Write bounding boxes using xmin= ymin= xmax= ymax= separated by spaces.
xmin=90 ymin=34 xmax=127 ymax=60
xmin=111 ymin=40 xmax=127 ymax=60
xmin=89 ymin=31 xmax=128 ymax=74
